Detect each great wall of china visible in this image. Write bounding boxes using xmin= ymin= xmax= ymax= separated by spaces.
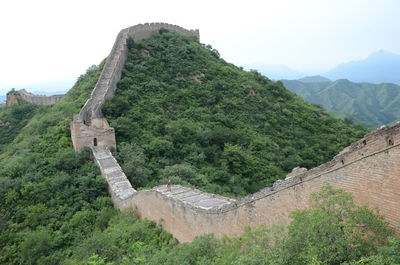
xmin=6 ymin=89 xmax=65 ymax=106
xmin=69 ymin=23 xmax=400 ymax=242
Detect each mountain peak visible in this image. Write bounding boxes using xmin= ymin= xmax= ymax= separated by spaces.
xmin=324 ymin=50 xmax=400 ymax=84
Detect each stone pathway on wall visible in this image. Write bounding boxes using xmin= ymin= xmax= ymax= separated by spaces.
xmin=92 ymin=146 xmax=135 ymax=207
xmin=153 ymin=185 xmax=236 ymax=210
xmin=92 ymin=145 xmax=236 ymax=211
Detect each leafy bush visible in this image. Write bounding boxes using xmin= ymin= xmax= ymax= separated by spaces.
xmin=103 ymin=31 xmax=367 ymax=197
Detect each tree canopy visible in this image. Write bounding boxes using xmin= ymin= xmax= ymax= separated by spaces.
xmin=104 ymin=30 xmax=367 ymax=197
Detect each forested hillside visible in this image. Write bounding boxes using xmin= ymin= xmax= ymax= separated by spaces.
xmin=0 ymin=30 xmax=397 ymax=265
xmin=0 ymin=103 xmax=42 ymax=152
xmin=103 ymin=30 xmax=367 ymax=197
xmin=282 ymin=78 xmax=400 ymax=127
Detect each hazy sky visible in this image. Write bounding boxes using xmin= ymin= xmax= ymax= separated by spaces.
xmin=0 ymin=0 xmax=399 ymax=94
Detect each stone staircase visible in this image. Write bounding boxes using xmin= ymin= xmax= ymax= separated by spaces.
xmin=92 ymin=146 xmax=135 ymax=208
xmin=91 ymin=145 xmax=236 ymax=211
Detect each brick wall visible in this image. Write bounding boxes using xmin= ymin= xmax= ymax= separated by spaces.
xmin=128 ymin=122 xmax=400 ymax=242
xmin=71 ymin=23 xmax=400 ymax=243
xmin=6 ymin=89 xmax=65 ymax=106
xmin=73 ymin=23 xmax=199 ymax=152
xmin=78 ymin=23 xmax=199 ymax=124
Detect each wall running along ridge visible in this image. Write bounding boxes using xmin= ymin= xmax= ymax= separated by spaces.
xmin=71 ymin=23 xmax=400 ymax=243
xmin=6 ymin=89 xmax=65 ymax=106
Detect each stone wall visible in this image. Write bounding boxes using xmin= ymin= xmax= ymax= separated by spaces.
xmin=70 ymin=115 xmax=116 ymax=152
xmin=78 ymin=23 xmax=199 ymax=125
xmin=92 ymin=146 xmax=135 ymax=208
xmin=71 ymin=23 xmax=400 ymax=243
xmin=128 ymin=122 xmax=400 ymax=242
xmin=6 ymin=93 xmax=19 ymax=106
xmin=72 ymin=23 xmax=199 ymax=152
xmin=6 ymin=89 xmax=65 ymax=106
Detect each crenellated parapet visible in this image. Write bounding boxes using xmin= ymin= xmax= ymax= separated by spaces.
xmin=127 ymin=122 xmax=400 ymax=242
xmin=71 ymin=23 xmax=400 ymax=243
xmin=78 ymin=23 xmax=199 ymax=125
xmin=72 ymin=23 xmax=199 ymax=152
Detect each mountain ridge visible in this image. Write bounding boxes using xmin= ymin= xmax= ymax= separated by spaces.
xmin=323 ymin=50 xmax=400 ymax=84
xmin=0 ymin=24 xmax=397 ymax=265
xmin=282 ymin=78 xmax=400 ymax=127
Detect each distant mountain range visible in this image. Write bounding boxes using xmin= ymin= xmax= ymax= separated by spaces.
xmin=297 ymin=75 xmax=330 ymax=83
xmin=323 ymin=50 xmax=400 ymax=84
xmin=282 ymin=77 xmax=400 ymax=127
xmin=247 ymin=50 xmax=400 ymax=85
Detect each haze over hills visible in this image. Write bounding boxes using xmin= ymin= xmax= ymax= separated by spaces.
xmin=297 ymin=75 xmax=330 ymax=83
xmin=242 ymin=64 xmax=306 ymax=80
xmin=245 ymin=50 xmax=400 ymax=85
xmin=282 ymin=78 xmax=400 ymax=127
xmin=0 ymin=78 xmax=74 ymax=97
xmin=323 ymin=50 xmax=400 ymax=84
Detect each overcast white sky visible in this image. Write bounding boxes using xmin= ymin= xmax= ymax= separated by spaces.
xmin=0 ymin=0 xmax=399 ymax=95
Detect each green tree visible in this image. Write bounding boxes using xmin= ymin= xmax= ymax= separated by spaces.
xmin=283 ymin=184 xmax=393 ymax=265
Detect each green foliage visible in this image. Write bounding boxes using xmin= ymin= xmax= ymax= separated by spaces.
xmin=0 ymin=102 xmax=43 ymax=151
xmin=103 ymin=31 xmax=367 ymax=197
xmin=115 ymin=142 xmax=152 ymax=188
xmin=143 ymin=185 xmax=395 ymax=265
xmin=282 ymin=78 xmax=400 ymax=127
xmin=0 ymin=63 xmax=117 ymax=264
xmin=344 ymin=236 xmax=400 ymax=265
xmin=64 ymin=207 xmax=177 ymax=265
xmin=146 ymin=234 xmax=219 ymax=265
xmin=0 ymin=31 xmax=390 ymax=265
xmin=283 ymin=184 xmax=393 ymax=264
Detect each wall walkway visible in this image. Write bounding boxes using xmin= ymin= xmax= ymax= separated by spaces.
xmin=71 ymin=23 xmax=400 ymax=242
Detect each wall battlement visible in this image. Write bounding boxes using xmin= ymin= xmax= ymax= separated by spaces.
xmin=78 ymin=23 xmax=199 ymax=125
xmin=72 ymin=23 xmax=199 ymax=151
xmin=6 ymin=89 xmax=65 ymax=106
xmin=71 ymin=23 xmax=400 ymax=243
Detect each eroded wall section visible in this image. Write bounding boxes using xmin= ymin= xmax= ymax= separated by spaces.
xmin=6 ymin=89 xmax=65 ymax=106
